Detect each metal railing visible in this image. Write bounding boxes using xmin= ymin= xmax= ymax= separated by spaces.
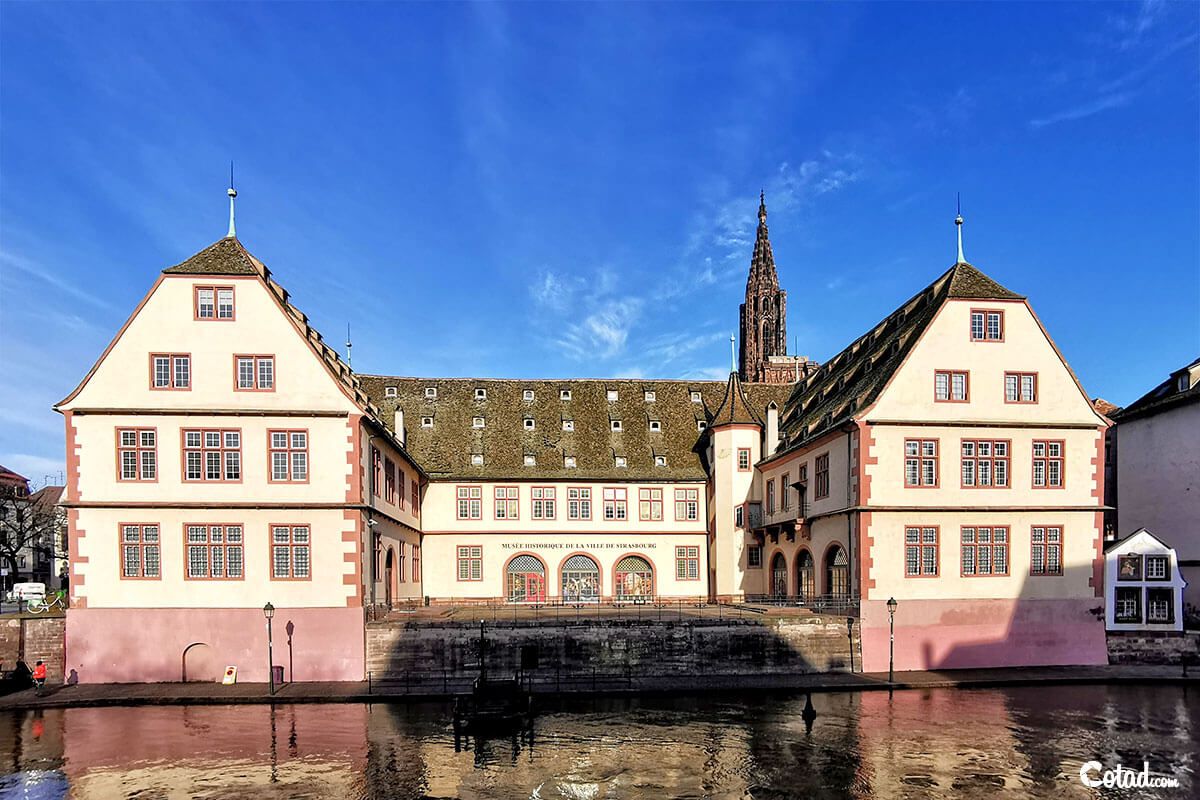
xmin=743 ymin=593 xmax=860 ymax=616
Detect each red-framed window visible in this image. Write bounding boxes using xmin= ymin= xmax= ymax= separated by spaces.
xmin=234 ymin=355 xmax=275 ymax=391
xmin=961 ymin=526 xmax=1009 ymax=576
xmin=412 ymin=545 xmax=420 ymax=582
xmin=195 ymin=285 xmax=235 ymax=320
xmin=960 ymin=439 xmax=1009 ymax=488
xmin=934 ymin=369 xmax=969 ymax=402
xmin=456 ymin=486 xmax=482 ymax=519
xmin=271 ymin=525 xmax=311 ymax=580
xmin=737 ymin=448 xmax=751 ymax=471
xmin=182 ymin=429 xmax=241 ymax=482
xmin=904 ymin=439 xmax=938 ymax=487
xmin=1030 ymin=526 xmax=1063 ymax=575
xmin=185 ymin=524 xmax=245 ymax=579
xmin=457 ymin=545 xmax=483 ymax=581
xmin=117 ymin=428 xmax=157 ymax=481
xmin=1032 ymin=440 xmax=1064 ymax=488
xmin=766 ymin=479 xmax=776 ymax=514
xmin=603 ymin=487 xmax=627 ymax=521
xmin=780 ymin=473 xmax=790 ymax=510
xmin=120 ymin=524 xmax=161 ymax=579
xmin=397 ymin=543 xmax=406 ymax=583
xmin=969 ymin=308 xmax=1003 ymax=341
xmin=675 ymin=546 xmax=700 ymax=580
xmin=532 ymin=487 xmax=557 ymax=519
xmin=397 ymin=469 xmax=406 ymax=510
xmin=674 ymin=488 xmax=699 ymax=521
xmin=638 ymin=488 xmax=663 ymax=521
xmin=370 ymin=448 xmax=382 ymax=496
xmin=568 ymin=487 xmax=592 ymax=520
xmin=904 ymin=526 xmax=939 ymax=577
xmin=814 ymin=452 xmax=830 ymax=498
xmin=150 ymin=353 xmax=190 ymax=390
xmin=384 ymin=457 xmax=396 ymax=504
xmin=494 ymin=486 xmax=519 ymax=519
xmin=1005 ymin=372 xmax=1038 ymax=403
xmin=411 ymin=479 xmax=419 ymax=514
xmin=268 ymin=430 xmax=308 ymax=483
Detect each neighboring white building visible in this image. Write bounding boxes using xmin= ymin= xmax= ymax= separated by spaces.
xmin=1104 ymin=529 xmax=1187 ymax=632
xmin=1111 ymin=357 xmax=1200 ymax=610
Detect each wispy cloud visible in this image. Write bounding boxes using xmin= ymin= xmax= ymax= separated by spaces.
xmin=0 ymin=249 xmax=116 ymax=311
xmin=555 ymin=297 xmax=644 ymax=360
xmin=1029 ymin=91 xmax=1134 ymax=129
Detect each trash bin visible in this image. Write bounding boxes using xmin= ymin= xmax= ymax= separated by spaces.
xmin=272 ymin=665 xmax=285 ymax=684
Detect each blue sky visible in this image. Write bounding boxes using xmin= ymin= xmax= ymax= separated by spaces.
xmin=1 ymin=1 xmax=1197 ymax=484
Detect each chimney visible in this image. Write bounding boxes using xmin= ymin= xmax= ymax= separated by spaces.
xmin=394 ymin=409 xmax=406 ymax=447
xmin=765 ymin=402 xmax=779 ymax=456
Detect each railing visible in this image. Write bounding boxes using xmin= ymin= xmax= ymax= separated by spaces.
xmin=743 ymin=593 xmax=860 ymax=617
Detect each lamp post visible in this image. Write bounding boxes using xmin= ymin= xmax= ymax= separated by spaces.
xmin=886 ymin=597 xmax=898 ymax=683
xmin=264 ymin=602 xmax=276 ymax=695
xmin=846 ymin=616 xmax=855 ymax=673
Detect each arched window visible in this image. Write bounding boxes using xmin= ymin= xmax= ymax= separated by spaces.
xmin=506 ymin=554 xmax=546 ymax=603
xmin=561 ymin=554 xmax=600 ymax=603
xmin=796 ymin=550 xmax=815 ymax=600
xmin=614 ymin=555 xmax=653 ymax=600
xmin=825 ymin=546 xmax=849 ymax=599
xmin=770 ymin=553 xmax=788 ymax=598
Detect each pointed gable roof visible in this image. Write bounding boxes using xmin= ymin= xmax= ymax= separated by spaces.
xmin=711 ymin=371 xmax=763 ymax=427
xmin=162 ymin=236 xmax=263 ymax=276
xmin=777 ymin=262 xmax=1022 ymax=452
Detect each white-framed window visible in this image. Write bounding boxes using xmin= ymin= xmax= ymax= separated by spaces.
xmin=470 ymin=454 xmax=484 ymax=466
xmin=562 ymin=419 xmax=574 ymax=431
xmin=523 ymin=455 xmax=536 ymax=466
xmin=523 ymin=389 xmax=535 ymax=401
xmin=385 ymin=386 xmax=397 ymax=398
xmin=425 ymin=387 xmax=437 ymax=399
xmin=607 ymin=389 xmax=618 ymax=402
xmin=523 ymin=418 xmax=535 ymax=430
xmin=614 ymin=456 xmax=627 ymax=468
xmin=473 ymin=417 xmax=485 ymax=428
xmin=421 ymin=416 xmax=434 ymax=428
xmin=654 ymin=455 xmax=667 ymax=467
xmin=644 ymin=390 xmax=656 ymax=402
xmin=649 ymin=420 xmax=661 ymax=432
xmin=697 ymin=420 xmax=707 ymax=432
xmin=611 ymin=420 xmax=623 ymax=431
xmin=735 ymin=505 xmax=744 ymax=527
xmin=1146 ymin=555 xmax=1170 ymax=580
xmin=690 ymin=391 xmax=702 ymax=403
xmin=560 ymin=389 xmax=571 ymax=400
xmin=564 ymin=455 xmax=577 ymax=468
xmin=474 ymin=388 xmax=487 ymax=400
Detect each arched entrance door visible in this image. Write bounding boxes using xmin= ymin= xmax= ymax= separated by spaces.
xmin=506 ymin=554 xmax=546 ymax=603
xmin=614 ymin=555 xmax=653 ymax=600
xmin=384 ymin=547 xmax=395 ymax=606
xmin=770 ymin=553 xmax=788 ymax=598
xmin=561 ymin=554 xmax=600 ymax=603
xmin=825 ymin=545 xmax=849 ymax=599
xmin=796 ymin=550 xmax=816 ymax=601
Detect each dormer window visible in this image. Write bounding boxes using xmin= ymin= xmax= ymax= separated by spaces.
xmin=649 ymin=420 xmax=661 ymax=432
xmin=644 ymin=390 xmax=656 ymax=402
xmin=425 ymin=387 xmax=437 ymax=399
xmin=697 ymin=420 xmax=708 ymax=432
xmin=607 ymin=389 xmax=618 ymax=402
xmin=615 ymin=456 xmax=627 ymax=468
xmin=560 ymin=389 xmax=572 ymax=400
xmin=654 ymin=455 xmax=667 ymax=467
xmin=385 ymin=386 xmax=397 ymax=398
xmin=564 ymin=455 xmax=577 ymax=468
xmin=690 ymin=391 xmax=702 ymax=403
xmin=523 ymin=390 xmax=535 ymax=401
xmin=421 ymin=416 xmax=434 ymax=428
xmin=1180 ymin=375 xmax=1191 ymax=393
xmin=474 ymin=388 xmax=487 ymax=400
xmin=523 ymin=454 xmax=536 ymax=466
xmin=523 ymin=418 xmax=535 ymax=430
xmin=470 ymin=454 xmax=484 ymax=466
xmin=562 ymin=419 xmax=575 ymax=432
xmin=611 ymin=420 xmax=623 ymax=432
xmin=472 ymin=417 xmax=485 ymax=428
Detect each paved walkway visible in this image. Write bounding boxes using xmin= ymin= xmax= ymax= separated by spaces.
xmin=0 ymin=664 xmax=1194 ymax=711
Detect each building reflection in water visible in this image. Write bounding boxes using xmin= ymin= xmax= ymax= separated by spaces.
xmin=0 ymin=686 xmax=1193 ymax=799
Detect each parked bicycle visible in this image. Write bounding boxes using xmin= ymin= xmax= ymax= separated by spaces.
xmin=26 ymin=592 xmax=68 ymax=614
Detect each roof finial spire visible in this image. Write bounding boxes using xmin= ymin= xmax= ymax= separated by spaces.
xmin=226 ymin=161 xmax=238 ymax=239
xmin=346 ymin=323 xmax=353 ymax=368
xmin=730 ymin=334 xmax=737 ymax=374
xmin=758 ymin=189 xmax=767 ymax=224
xmin=955 ymin=192 xmax=965 ymax=264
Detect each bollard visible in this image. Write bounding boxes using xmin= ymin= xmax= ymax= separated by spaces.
xmin=368 ymin=671 xmax=372 ymax=695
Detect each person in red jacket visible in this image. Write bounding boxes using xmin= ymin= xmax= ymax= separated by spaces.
xmin=32 ymin=661 xmax=46 ymax=695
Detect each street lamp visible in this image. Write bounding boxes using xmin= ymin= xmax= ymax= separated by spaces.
xmin=886 ymin=597 xmax=898 ymax=683
xmin=846 ymin=617 xmax=855 ymax=673
xmin=264 ymin=602 xmax=276 ymax=695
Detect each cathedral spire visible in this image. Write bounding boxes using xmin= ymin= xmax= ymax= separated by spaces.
xmin=748 ymin=191 xmax=779 ymax=290
xmin=739 ymin=192 xmax=788 ymax=382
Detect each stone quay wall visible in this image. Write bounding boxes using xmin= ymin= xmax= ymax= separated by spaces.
xmin=1107 ymin=631 xmax=1200 ymax=666
xmin=0 ymin=616 xmax=66 ymax=682
xmin=367 ymin=615 xmax=863 ymax=685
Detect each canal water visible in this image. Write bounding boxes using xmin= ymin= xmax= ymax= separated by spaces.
xmin=0 ymin=684 xmax=1195 ymax=798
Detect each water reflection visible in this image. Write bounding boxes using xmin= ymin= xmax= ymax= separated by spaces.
xmin=0 ymin=685 xmax=1195 ymax=799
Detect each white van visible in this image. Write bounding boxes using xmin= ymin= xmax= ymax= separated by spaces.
xmin=6 ymin=583 xmax=46 ymax=602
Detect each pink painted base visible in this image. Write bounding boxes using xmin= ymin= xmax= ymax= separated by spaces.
xmin=859 ymin=597 xmax=1108 ymax=672
xmin=65 ymin=606 xmax=365 ymax=683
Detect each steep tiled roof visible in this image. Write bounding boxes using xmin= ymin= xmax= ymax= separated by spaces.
xmin=1111 ymin=356 xmax=1200 ymax=422
xmin=710 ymin=372 xmax=763 ymax=427
xmin=778 ymin=262 xmax=1022 ymax=453
xmin=162 ymin=236 xmax=263 ymax=275
xmin=359 ymin=376 xmax=790 ymax=481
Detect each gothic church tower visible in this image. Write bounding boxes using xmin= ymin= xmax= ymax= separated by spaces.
xmin=739 ymin=193 xmax=789 ymax=382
